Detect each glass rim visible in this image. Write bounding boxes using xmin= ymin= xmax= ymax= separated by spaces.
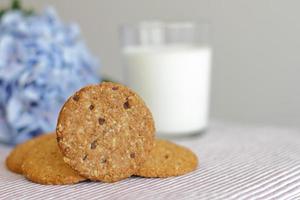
xmin=119 ymin=20 xmax=211 ymax=30
xmin=119 ymin=20 xmax=211 ymax=47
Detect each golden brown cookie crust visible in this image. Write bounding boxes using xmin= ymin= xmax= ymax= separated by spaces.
xmin=22 ymin=134 xmax=86 ymax=185
xmin=56 ymin=82 xmax=155 ymax=182
xmin=135 ymin=139 xmax=198 ymax=178
xmin=6 ymin=134 xmax=53 ymax=174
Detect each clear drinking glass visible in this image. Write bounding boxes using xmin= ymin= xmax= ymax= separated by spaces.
xmin=120 ymin=21 xmax=212 ymax=137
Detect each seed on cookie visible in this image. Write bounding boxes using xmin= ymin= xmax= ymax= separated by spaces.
xmin=89 ymin=104 xmax=95 ymax=110
xmin=72 ymin=94 xmax=80 ymax=101
xmin=130 ymin=153 xmax=135 ymax=158
xmin=56 ymin=82 xmax=155 ymax=182
xmin=82 ymin=155 xmax=88 ymax=161
xmin=90 ymin=140 xmax=98 ymax=149
xmin=100 ymin=157 xmax=107 ymax=164
xmin=123 ymin=102 xmax=130 ymax=109
xmin=56 ymin=136 xmax=62 ymax=142
xmin=98 ymin=117 xmax=105 ymax=125
xmin=123 ymin=97 xmax=131 ymax=109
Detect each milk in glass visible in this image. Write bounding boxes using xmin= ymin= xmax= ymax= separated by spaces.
xmin=121 ymin=22 xmax=212 ymax=136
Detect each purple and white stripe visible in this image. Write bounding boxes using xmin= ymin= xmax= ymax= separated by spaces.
xmin=0 ymin=121 xmax=299 ymax=200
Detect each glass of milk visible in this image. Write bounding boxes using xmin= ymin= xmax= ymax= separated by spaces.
xmin=120 ymin=21 xmax=212 ymax=137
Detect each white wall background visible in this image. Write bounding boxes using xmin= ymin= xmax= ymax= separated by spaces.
xmin=3 ymin=0 xmax=300 ymax=127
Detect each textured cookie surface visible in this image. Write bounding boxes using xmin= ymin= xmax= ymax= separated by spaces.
xmin=56 ymin=82 xmax=155 ymax=182
xmin=22 ymin=134 xmax=86 ymax=185
xmin=135 ymin=139 xmax=198 ymax=178
xmin=6 ymin=134 xmax=52 ymax=174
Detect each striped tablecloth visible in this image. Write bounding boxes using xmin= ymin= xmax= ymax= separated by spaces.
xmin=0 ymin=121 xmax=300 ymax=200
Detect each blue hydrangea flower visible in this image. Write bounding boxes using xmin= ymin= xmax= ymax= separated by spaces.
xmin=0 ymin=7 xmax=100 ymax=144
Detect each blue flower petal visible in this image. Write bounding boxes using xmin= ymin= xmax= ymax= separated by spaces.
xmin=0 ymin=7 xmax=100 ymax=145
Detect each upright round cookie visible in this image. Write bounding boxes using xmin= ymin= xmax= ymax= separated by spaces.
xmin=6 ymin=133 xmax=53 ymax=174
xmin=22 ymin=134 xmax=86 ymax=185
xmin=135 ymin=139 xmax=198 ymax=178
xmin=56 ymin=82 xmax=155 ymax=182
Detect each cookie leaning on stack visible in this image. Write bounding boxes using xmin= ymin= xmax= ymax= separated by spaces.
xmin=56 ymin=82 xmax=155 ymax=182
xmin=5 ymin=82 xmax=198 ymax=185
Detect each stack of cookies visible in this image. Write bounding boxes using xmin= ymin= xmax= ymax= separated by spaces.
xmin=6 ymin=82 xmax=198 ymax=185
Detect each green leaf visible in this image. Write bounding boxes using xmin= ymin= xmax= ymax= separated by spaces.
xmin=23 ymin=9 xmax=34 ymax=16
xmin=0 ymin=0 xmax=35 ymax=19
xmin=101 ymin=77 xmax=117 ymax=83
xmin=0 ymin=9 xmax=7 ymax=18
xmin=11 ymin=0 xmax=22 ymax=10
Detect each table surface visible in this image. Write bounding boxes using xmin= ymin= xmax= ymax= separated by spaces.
xmin=0 ymin=121 xmax=300 ymax=200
